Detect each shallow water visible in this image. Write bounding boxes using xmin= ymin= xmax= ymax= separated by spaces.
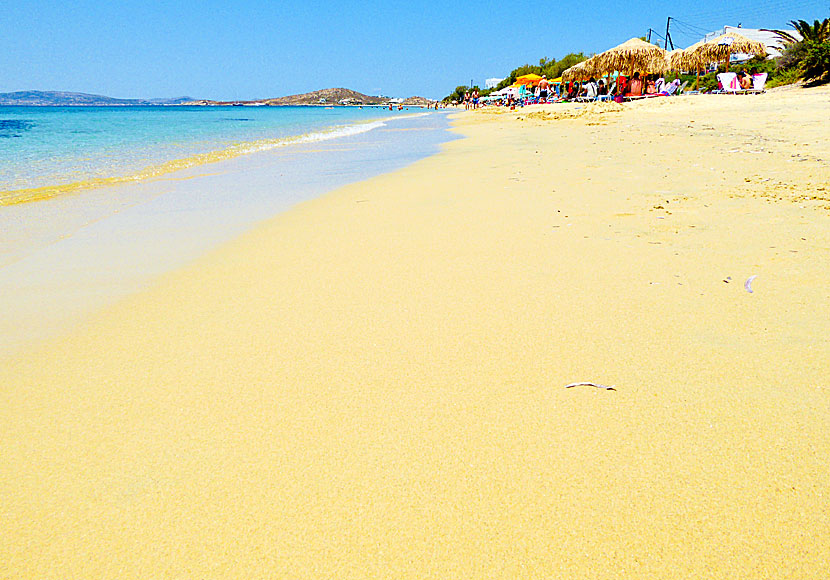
xmin=0 ymin=105 xmax=404 ymax=203
xmin=0 ymin=110 xmax=457 ymax=354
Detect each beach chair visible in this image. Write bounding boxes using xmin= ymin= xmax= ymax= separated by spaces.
xmin=676 ymin=80 xmax=689 ymax=95
xmin=573 ymin=80 xmax=599 ymax=102
xmin=625 ymin=89 xmax=668 ymax=101
xmin=661 ymin=79 xmax=680 ymax=96
xmin=597 ymin=82 xmax=616 ymax=101
xmin=749 ymin=73 xmax=768 ymax=93
xmin=716 ymin=72 xmax=740 ymax=93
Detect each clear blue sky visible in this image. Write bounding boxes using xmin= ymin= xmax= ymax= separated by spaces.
xmin=3 ymin=0 xmax=826 ymax=100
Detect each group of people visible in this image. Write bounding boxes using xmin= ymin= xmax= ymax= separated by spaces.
xmin=456 ymin=60 xmax=768 ymax=109
xmin=528 ymin=72 xmax=683 ymax=104
xmin=463 ymin=88 xmax=481 ymax=109
xmin=737 ymin=68 xmax=759 ymax=89
xmin=458 ymin=70 xmax=690 ymax=109
xmin=612 ymin=73 xmax=682 ymax=98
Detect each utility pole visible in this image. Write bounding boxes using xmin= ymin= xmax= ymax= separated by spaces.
xmin=647 ymin=29 xmax=652 ymax=43
xmin=664 ymin=17 xmax=675 ymax=50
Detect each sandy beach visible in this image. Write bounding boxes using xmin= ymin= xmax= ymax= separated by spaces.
xmin=2 ymin=86 xmax=829 ymax=578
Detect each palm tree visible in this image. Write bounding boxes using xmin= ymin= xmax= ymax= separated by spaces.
xmin=774 ymin=18 xmax=830 ymax=82
xmin=776 ymin=19 xmax=830 ymax=44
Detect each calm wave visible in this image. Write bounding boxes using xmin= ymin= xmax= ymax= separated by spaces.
xmin=0 ymin=105 xmax=402 ymax=204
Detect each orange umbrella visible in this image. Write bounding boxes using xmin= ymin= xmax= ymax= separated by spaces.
xmin=516 ymin=73 xmax=543 ymax=86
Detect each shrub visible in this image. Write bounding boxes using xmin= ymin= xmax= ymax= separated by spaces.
xmin=767 ymin=67 xmax=802 ymax=87
xmin=801 ymin=40 xmax=830 ymax=81
xmin=775 ymin=17 xmax=830 ymax=84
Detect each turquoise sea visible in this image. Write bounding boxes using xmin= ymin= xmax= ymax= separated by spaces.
xmin=0 ymin=105 xmax=415 ymax=202
xmin=0 ymin=105 xmax=455 ymax=353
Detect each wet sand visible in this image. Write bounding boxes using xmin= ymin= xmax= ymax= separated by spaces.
xmin=2 ymin=85 xmax=829 ymax=578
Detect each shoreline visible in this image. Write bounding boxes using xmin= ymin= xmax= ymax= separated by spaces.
xmin=0 ymin=111 xmax=456 ymax=355
xmin=0 ymin=110 xmax=437 ymax=206
xmin=2 ymin=86 xmax=829 ymax=577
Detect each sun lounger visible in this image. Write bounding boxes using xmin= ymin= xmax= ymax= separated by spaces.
xmin=661 ymin=79 xmax=681 ymax=96
xmin=624 ymin=92 xmax=667 ymax=101
xmin=677 ymin=80 xmax=689 ymax=95
xmin=749 ymin=72 xmax=768 ymax=93
xmin=597 ymin=82 xmax=616 ymax=101
xmin=716 ymin=72 xmax=740 ymax=93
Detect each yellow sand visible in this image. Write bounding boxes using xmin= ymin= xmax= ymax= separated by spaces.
xmin=2 ymin=86 xmax=829 ymax=578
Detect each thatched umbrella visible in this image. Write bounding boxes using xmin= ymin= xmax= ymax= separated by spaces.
xmin=693 ymin=32 xmax=767 ymax=73
xmin=670 ymin=42 xmax=703 ymax=70
xmin=561 ymin=60 xmax=594 ymax=82
xmin=666 ymin=49 xmax=684 ymax=71
xmin=671 ymin=41 xmax=708 ymax=90
xmin=589 ymin=38 xmax=668 ymax=76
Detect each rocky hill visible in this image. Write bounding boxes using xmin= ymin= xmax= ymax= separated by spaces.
xmin=0 ymin=91 xmax=194 ymax=106
xmin=401 ymin=96 xmax=432 ymax=106
xmin=0 ymin=89 xmax=434 ymax=107
xmin=185 ymin=88 xmax=434 ymax=107
xmin=185 ymin=88 xmax=384 ymax=106
xmin=264 ymin=88 xmax=387 ymax=106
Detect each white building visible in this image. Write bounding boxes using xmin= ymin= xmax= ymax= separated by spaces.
xmin=485 ymin=77 xmax=504 ymax=89
xmin=700 ymin=25 xmax=801 ymax=61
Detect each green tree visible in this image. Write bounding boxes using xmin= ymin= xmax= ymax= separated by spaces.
xmin=444 ymin=85 xmax=469 ymax=103
xmin=775 ymin=18 xmax=830 ymax=82
xmin=548 ymin=53 xmax=587 ymax=78
xmin=801 ymin=40 xmax=830 ymax=80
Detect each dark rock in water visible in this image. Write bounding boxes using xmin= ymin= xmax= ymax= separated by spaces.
xmin=0 ymin=119 xmax=35 ymax=137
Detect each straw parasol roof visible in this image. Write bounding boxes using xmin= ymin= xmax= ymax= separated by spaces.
xmin=561 ymin=60 xmax=594 ymax=81
xmin=670 ymin=41 xmax=707 ymax=71
xmin=694 ymin=32 xmax=767 ymax=64
xmin=588 ymin=38 xmax=668 ymax=76
xmin=666 ymin=49 xmax=684 ymax=70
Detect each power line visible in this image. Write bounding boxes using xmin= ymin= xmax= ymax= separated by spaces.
xmin=648 ymin=0 xmax=823 ymax=48
xmin=664 ymin=17 xmax=676 ymax=49
xmin=674 ymin=0 xmax=823 ymax=28
xmin=670 ymin=18 xmax=711 ymax=35
xmin=677 ymin=5 xmax=806 ymax=26
xmin=646 ymin=28 xmax=667 ymax=44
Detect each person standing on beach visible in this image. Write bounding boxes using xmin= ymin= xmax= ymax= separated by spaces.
xmin=538 ymin=75 xmax=549 ymax=103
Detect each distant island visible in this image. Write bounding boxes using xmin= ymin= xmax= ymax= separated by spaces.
xmin=0 ymin=91 xmax=194 ymax=106
xmin=0 ymin=89 xmax=433 ymax=107
xmin=186 ymin=88 xmax=432 ymax=107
